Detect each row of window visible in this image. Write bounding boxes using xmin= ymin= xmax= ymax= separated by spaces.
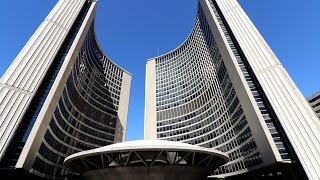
xmin=156 ymin=46 xmax=213 ymax=87
xmin=213 ymin=152 xmax=262 ymax=175
xmin=75 ymin=61 xmax=121 ymax=106
xmin=155 ymin=25 xmax=217 ymax=92
xmin=62 ymin=90 xmax=117 ymax=132
xmin=156 ymin=78 xmax=233 ymax=121
xmin=308 ymin=94 xmax=320 ymax=104
xmin=86 ymin=31 xmax=124 ymax=86
xmin=75 ymin=53 xmax=121 ymax=105
xmin=154 ymin=6 xmax=259 ymax=176
xmin=157 ymin=97 xmax=242 ymax=141
xmin=206 ymin=126 xmax=251 ymax=153
xmin=32 ymin=19 xmax=123 ymax=178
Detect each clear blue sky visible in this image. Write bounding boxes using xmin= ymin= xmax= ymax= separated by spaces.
xmin=0 ymin=0 xmax=319 ymax=141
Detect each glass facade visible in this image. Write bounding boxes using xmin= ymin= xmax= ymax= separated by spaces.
xmin=30 ymin=21 xmax=127 ymax=178
xmin=154 ymin=5 xmax=262 ymax=175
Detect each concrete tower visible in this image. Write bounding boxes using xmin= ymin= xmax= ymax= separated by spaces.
xmin=145 ymin=0 xmax=320 ymax=179
xmin=0 ymin=0 xmax=131 ymax=179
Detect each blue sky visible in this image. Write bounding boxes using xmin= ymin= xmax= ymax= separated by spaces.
xmin=0 ymin=0 xmax=319 ymax=141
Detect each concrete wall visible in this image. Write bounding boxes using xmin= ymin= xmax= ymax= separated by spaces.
xmin=115 ymin=71 xmax=132 ymax=142
xmin=200 ymin=0 xmax=279 ymax=174
xmin=212 ymin=0 xmax=320 ymax=179
xmin=144 ymin=59 xmax=157 ymax=140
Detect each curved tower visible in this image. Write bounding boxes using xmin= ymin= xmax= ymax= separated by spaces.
xmin=145 ymin=0 xmax=320 ymax=179
xmin=0 ymin=0 xmax=131 ymax=179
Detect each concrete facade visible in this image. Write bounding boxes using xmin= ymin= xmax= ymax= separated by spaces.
xmin=144 ymin=60 xmax=157 ymax=140
xmin=307 ymin=91 xmax=320 ymax=119
xmin=145 ymin=0 xmax=320 ymax=179
xmin=0 ymin=0 xmax=131 ymax=179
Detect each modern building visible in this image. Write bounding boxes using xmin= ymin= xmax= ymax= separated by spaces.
xmin=145 ymin=0 xmax=320 ymax=179
xmin=64 ymin=140 xmax=229 ymax=180
xmin=307 ymin=91 xmax=320 ymax=119
xmin=0 ymin=0 xmax=131 ymax=179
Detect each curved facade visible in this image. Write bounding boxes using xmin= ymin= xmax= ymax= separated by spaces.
xmin=64 ymin=140 xmax=228 ymax=180
xmin=146 ymin=4 xmax=263 ymax=176
xmin=0 ymin=0 xmax=131 ymax=179
xmin=145 ymin=0 xmax=320 ymax=179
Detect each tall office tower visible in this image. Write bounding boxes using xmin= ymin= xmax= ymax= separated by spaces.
xmin=307 ymin=91 xmax=320 ymax=119
xmin=0 ymin=0 xmax=131 ymax=179
xmin=145 ymin=0 xmax=320 ymax=179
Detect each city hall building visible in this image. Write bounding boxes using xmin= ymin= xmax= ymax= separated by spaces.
xmin=145 ymin=0 xmax=320 ymax=179
xmin=0 ymin=0 xmax=320 ymax=180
